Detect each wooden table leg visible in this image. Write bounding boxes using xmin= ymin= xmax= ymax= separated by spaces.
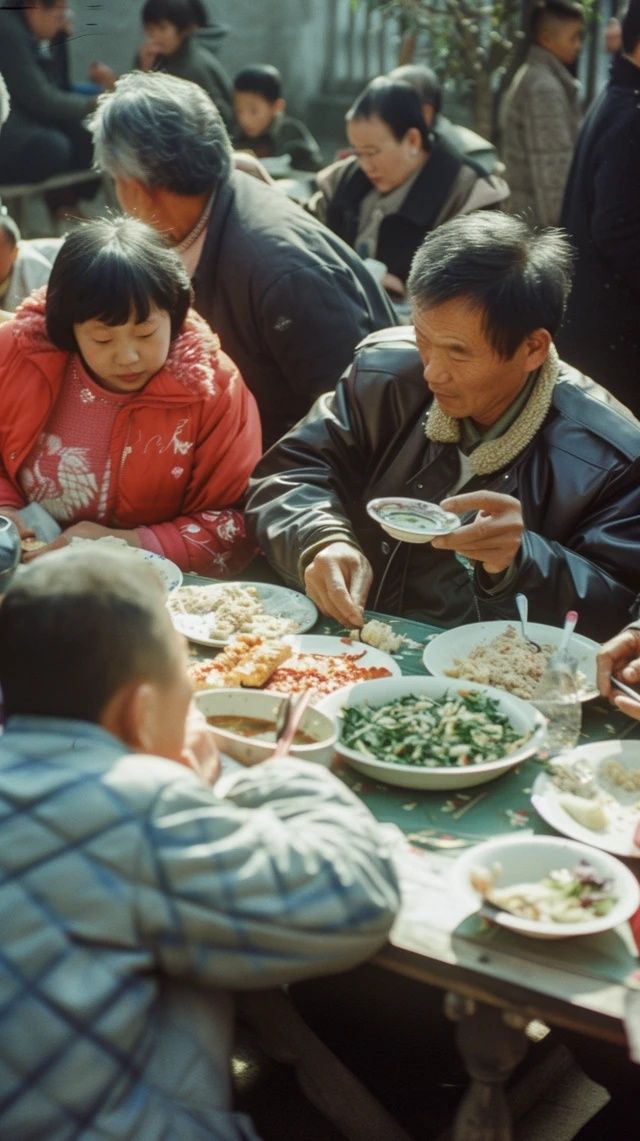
xmin=445 ymin=993 xmax=529 ymax=1141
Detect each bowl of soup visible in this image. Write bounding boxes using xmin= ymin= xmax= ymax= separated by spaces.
xmin=366 ymin=497 xmax=462 ymax=544
xmin=194 ymin=687 xmax=337 ymax=767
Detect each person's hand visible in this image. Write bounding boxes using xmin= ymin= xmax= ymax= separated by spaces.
xmin=303 ymin=541 xmax=373 ymax=628
xmin=88 ymin=61 xmax=117 ymax=90
xmin=180 ymin=704 xmax=221 ymax=785
xmin=381 ymin=272 xmax=406 ymax=298
xmin=138 ymin=40 xmax=159 ymax=70
xmin=431 ymin=491 xmax=524 ymax=575
xmin=597 ymin=626 xmax=640 ymax=720
xmin=0 ymin=505 xmax=35 ymax=541
xmin=21 ymin=522 xmax=142 ymax=561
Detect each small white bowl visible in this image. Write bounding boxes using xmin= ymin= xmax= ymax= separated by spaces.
xmin=452 ymin=834 xmax=640 ymax=939
xmin=194 ymin=688 xmax=336 ymax=767
xmin=366 ymin=497 xmax=462 ymax=544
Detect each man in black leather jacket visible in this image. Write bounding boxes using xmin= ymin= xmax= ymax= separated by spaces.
xmin=247 ymin=213 xmax=640 ymax=642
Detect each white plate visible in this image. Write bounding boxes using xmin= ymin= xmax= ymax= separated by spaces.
xmin=67 ymin=537 xmax=182 ymax=592
xmin=169 ymin=581 xmax=318 ymax=647
xmin=316 ymin=674 xmax=545 ymax=790
xmin=423 ymin=620 xmax=599 ymax=702
xmin=452 ymin=834 xmax=640 ymax=939
xmin=532 ymin=741 xmax=640 ymax=857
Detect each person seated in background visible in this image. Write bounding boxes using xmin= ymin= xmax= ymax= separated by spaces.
xmin=389 ymin=62 xmax=500 ymax=175
xmin=0 ymin=0 xmax=98 ymax=205
xmin=0 ymin=213 xmax=61 ymax=312
xmin=0 ymin=545 xmax=399 ymax=1139
xmin=308 ymin=77 xmax=508 ymax=299
xmin=0 ymin=216 xmax=261 ymax=575
xmin=91 ymin=72 xmax=396 ymax=449
xmin=232 ymin=63 xmax=323 ymax=172
xmin=90 ymin=0 xmax=234 ymax=129
xmin=246 ymin=212 xmax=640 ymax=643
xmin=499 ymin=0 xmax=584 ymax=226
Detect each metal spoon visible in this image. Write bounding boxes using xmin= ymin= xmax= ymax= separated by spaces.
xmin=515 ymin=593 xmax=541 ymax=652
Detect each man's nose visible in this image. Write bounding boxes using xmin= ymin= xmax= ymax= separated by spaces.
xmin=422 ymin=352 xmax=448 ymax=385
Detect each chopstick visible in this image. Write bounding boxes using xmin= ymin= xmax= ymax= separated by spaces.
xmin=611 ymin=676 xmax=640 ymax=706
xmin=271 ymin=691 xmax=313 ymax=759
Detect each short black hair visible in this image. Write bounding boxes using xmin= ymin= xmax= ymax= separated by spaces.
xmin=142 ymin=0 xmax=207 ymax=31
xmin=531 ymin=1 xmax=584 ymax=40
xmin=45 ymin=216 xmax=192 ymax=351
xmin=388 ymin=64 xmax=442 ymax=116
xmin=407 ymin=212 xmax=573 ymax=359
xmin=347 ymin=77 xmax=431 ymax=150
xmin=0 ymin=548 xmax=177 ymax=722
xmin=233 ymin=64 xmax=282 ymax=103
xmin=0 ymin=213 xmax=20 ymax=247
xmin=622 ymin=0 xmax=640 ymax=53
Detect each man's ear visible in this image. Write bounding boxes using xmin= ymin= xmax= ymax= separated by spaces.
xmin=101 ymin=679 xmax=158 ymax=753
xmin=523 ymin=327 xmax=552 ymax=372
xmin=405 ymin=126 xmax=424 ymax=153
xmin=114 ymin=175 xmax=156 ymax=219
xmin=422 ymin=103 xmax=436 ymax=129
xmin=273 ymin=97 xmax=286 ymax=115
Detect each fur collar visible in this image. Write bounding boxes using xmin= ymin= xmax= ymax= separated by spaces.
xmin=425 ymin=346 xmax=560 ymax=475
xmin=11 ymin=287 xmax=222 ymax=396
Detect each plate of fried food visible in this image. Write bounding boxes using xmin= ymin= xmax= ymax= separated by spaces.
xmin=168 ymin=582 xmax=318 ymax=647
xmin=423 ymin=621 xmax=599 ymax=702
xmin=189 ymin=633 xmax=401 ymax=701
xmin=532 ymin=741 xmax=640 ymax=858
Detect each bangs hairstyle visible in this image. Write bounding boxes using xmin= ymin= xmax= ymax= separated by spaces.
xmin=142 ymin=0 xmax=208 ymax=32
xmin=347 ymin=77 xmax=431 ymax=150
xmin=0 ymin=548 xmax=176 ymax=723
xmin=407 ymin=212 xmax=573 ymax=360
xmin=45 ymin=216 xmax=192 ymax=351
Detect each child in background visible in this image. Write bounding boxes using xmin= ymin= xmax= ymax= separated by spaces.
xmin=233 ymin=64 xmax=323 ymax=172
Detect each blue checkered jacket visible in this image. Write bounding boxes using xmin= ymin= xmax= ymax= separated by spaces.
xmin=0 ymin=718 xmax=399 ymax=1139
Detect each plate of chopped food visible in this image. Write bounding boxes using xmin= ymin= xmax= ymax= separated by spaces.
xmin=168 ymin=582 xmax=318 ymax=647
xmin=532 ymin=741 xmax=640 ymax=857
xmin=423 ymin=621 xmax=599 ymax=702
xmin=316 ymin=675 xmax=545 ymax=789
xmin=189 ymin=634 xmax=400 ymax=700
xmin=453 ymin=834 xmax=640 ymax=939
xmin=67 ymin=536 xmax=182 ymax=592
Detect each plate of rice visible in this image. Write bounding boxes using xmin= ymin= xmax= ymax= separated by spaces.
xmin=423 ymin=621 xmax=599 ymax=702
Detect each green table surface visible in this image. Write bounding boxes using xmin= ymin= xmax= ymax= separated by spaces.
xmin=183 ymin=572 xmax=640 ymax=991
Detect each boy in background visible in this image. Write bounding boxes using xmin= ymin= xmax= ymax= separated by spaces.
xmin=233 ymin=63 xmax=323 ymax=171
xmin=499 ymin=0 xmax=584 ymax=225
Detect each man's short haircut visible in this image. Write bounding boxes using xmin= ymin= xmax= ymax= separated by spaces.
xmin=388 ymin=64 xmax=442 ymax=116
xmin=0 ymin=548 xmax=177 ymax=722
xmin=347 ymin=77 xmax=431 ymax=150
xmin=622 ymin=0 xmax=640 ymax=54
xmin=91 ymin=71 xmax=232 ymax=195
xmin=0 ymin=72 xmax=9 ymax=130
xmin=142 ymin=0 xmax=207 ymax=31
xmin=0 ymin=214 xmax=20 ymax=248
xmin=233 ymin=64 xmax=282 ymax=103
xmin=407 ymin=212 xmax=573 ymax=359
xmin=45 ymin=215 xmax=192 ymax=351
xmin=530 ymin=0 xmax=584 ymax=40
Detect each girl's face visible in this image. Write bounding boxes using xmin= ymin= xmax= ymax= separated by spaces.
xmin=144 ymin=20 xmax=186 ymax=56
xmin=73 ymin=306 xmax=172 ymax=394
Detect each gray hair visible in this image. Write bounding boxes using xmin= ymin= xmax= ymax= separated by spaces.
xmin=91 ymin=71 xmax=232 ymax=194
xmin=0 ymin=72 xmax=9 ymax=130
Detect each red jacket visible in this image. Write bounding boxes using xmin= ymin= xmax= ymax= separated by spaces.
xmin=0 ymin=292 xmax=262 ymax=576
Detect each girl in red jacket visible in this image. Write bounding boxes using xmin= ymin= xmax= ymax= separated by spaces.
xmin=0 ymin=216 xmax=262 ymax=576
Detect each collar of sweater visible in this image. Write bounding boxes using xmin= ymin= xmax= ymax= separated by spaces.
xmin=424 ymin=346 xmax=560 ymax=476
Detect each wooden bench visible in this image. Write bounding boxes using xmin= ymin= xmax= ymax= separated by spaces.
xmin=0 ymin=169 xmax=102 ymax=230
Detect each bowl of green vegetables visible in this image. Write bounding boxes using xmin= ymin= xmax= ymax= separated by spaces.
xmin=319 ymin=675 xmax=546 ymax=790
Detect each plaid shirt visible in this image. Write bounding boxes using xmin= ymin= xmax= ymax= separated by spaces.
xmin=0 ymin=718 xmax=399 ymax=1139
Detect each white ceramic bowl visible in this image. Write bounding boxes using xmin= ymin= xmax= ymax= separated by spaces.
xmin=452 ymin=834 xmax=640 ymax=939
xmin=321 ymin=674 xmax=545 ymax=790
xmin=423 ymin=620 xmax=600 ymax=701
xmin=366 ymin=497 xmax=462 ymax=544
xmin=194 ymin=688 xmax=336 ymax=767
